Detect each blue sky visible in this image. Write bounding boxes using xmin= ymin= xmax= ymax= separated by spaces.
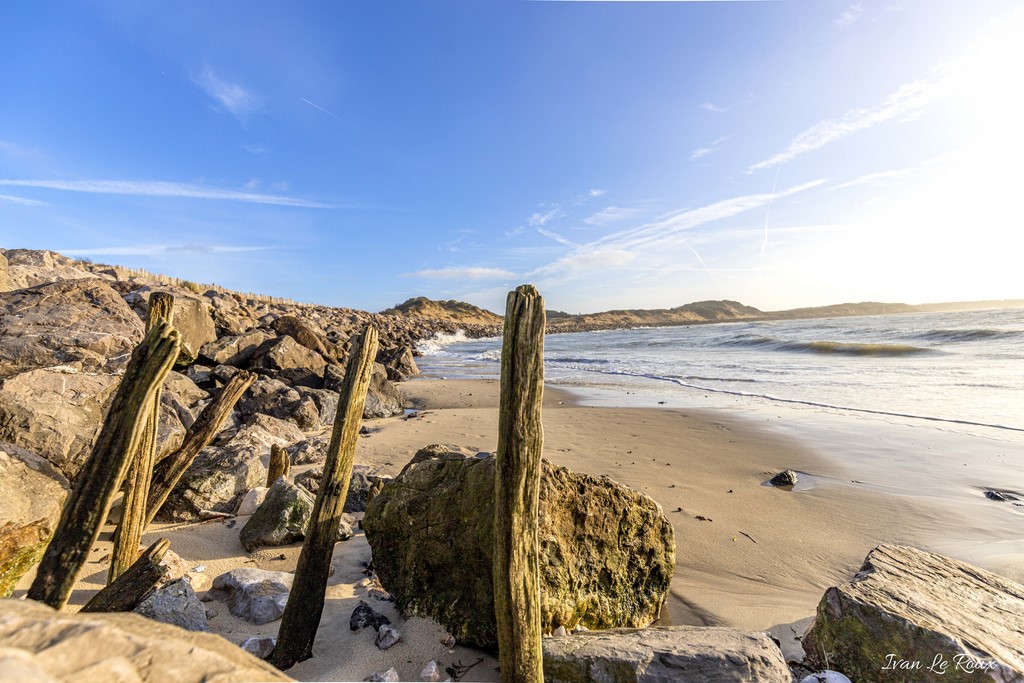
xmin=1 ymin=0 xmax=1021 ymax=314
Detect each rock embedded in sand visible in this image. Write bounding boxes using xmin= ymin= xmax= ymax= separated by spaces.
xmin=802 ymin=544 xmax=1024 ymax=681
xmin=362 ymin=363 xmax=405 ymax=419
xmin=239 ymin=478 xmax=314 ymax=552
xmin=418 ymin=660 xmax=442 ymax=682
xmin=0 ymin=598 xmax=291 ymax=681
xmin=350 ymin=600 xmax=391 ymax=631
xmin=770 ymin=469 xmax=799 ymax=486
xmin=374 ymin=624 xmax=401 ymax=650
xmin=157 ymin=444 xmax=266 ymax=522
xmin=364 ymin=667 xmax=400 ymax=682
xmin=236 ymin=486 xmax=269 ymax=516
xmin=135 ymin=578 xmax=210 ymax=632
xmin=241 ymin=636 xmax=277 ymax=660
xmin=363 ymin=445 xmax=675 ymax=651
xmin=541 ymin=626 xmax=792 ymax=683
xmin=210 ymin=567 xmax=294 ymax=625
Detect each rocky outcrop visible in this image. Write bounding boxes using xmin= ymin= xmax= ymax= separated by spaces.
xmin=0 ymin=252 xmax=9 ymax=292
xmin=271 ymin=315 xmax=331 ymax=358
xmin=199 ymin=329 xmax=274 ymax=367
xmin=156 ymin=444 xmax=266 ymax=522
xmin=542 ymin=627 xmax=792 ymax=683
xmin=0 ymin=443 xmax=69 ymax=596
xmin=802 ymin=544 xmax=1024 ymax=682
xmin=0 ymin=598 xmax=291 ymax=681
xmin=1 ymin=249 xmax=97 ymax=290
xmin=250 ymin=336 xmax=327 ymax=388
xmin=377 ymin=345 xmax=419 ymax=382
xmin=0 ymin=369 xmax=119 ymax=480
xmin=239 ymin=478 xmax=314 ymax=552
xmin=363 ymin=363 xmax=404 ymax=419
xmin=0 ymin=278 xmax=144 ymax=378
xmin=362 ymin=446 xmax=675 ymax=651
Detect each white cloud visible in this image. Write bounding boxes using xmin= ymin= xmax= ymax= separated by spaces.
xmin=404 ymin=266 xmax=516 ymax=280
xmin=59 ymin=244 xmax=273 ymax=257
xmin=194 ymin=67 xmax=258 ymax=119
xmin=588 ymin=188 xmax=605 ymax=197
xmin=690 ymin=147 xmax=714 ymax=160
xmin=700 ymin=102 xmax=726 ymax=113
xmin=834 ymin=3 xmax=863 ymax=30
xmin=242 ymin=143 xmax=267 ymax=154
xmin=0 ymin=179 xmax=333 ymax=208
xmin=583 ymin=205 xmax=643 ymax=226
xmin=537 ymin=228 xmax=578 ymax=248
xmin=528 ymin=205 xmax=564 ymax=227
xmin=0 ymin=193 xmax=48 ymax=207
xmin=831 ymin=168 xmax=915 ymax=190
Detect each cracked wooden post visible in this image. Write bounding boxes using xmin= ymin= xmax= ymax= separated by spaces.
xmin=267 ymin=444 xmax=290 ymax=486
xmin=83 ymin=538 xmax=170 ymax=612
xmin=270 ymin=325 xmax=379 ymax=670
xmin=145 ymin=370 xmax=256 ymax=526
xmin=110 ymin=292 xmax=175 ymax=582
xmin=494 ymin=284 xmax=545 ymax=683
xmin=27 ymin=321 xmax=180 ymax=609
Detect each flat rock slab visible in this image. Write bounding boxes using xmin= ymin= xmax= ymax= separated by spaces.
xmin=803 ymin=544 xmax=1024 ymax=682
xmin=0 ymin=598 xmax=290 ymax=681
xmin=542 ymin=626 xmax=792 ymax=683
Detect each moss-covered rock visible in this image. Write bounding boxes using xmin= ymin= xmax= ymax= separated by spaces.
xmin=362 ymin=445 xmax=675 ymax=652
xmin=803 ymin=544 xmax=1024 ymax=682
xmin=239 ymin=477 xmax=314 ymax=552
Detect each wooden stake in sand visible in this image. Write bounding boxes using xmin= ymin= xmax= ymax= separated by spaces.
xmin=109 ymin=292 xmax=175 ymax=582
xmin=145 ymin=369 xmax=256 ymax=526
xmin=267 ymin=443 xmax=290 ymax=486
xmin=271 ymin=326 xmax=379 ymax=670
xmin=27 ymin=321 xmax=180 ymax=609
xmin=83 ymin=537 xmax=171 ymax=613
xmin=493 ymin=284 xmax=546 ymax=683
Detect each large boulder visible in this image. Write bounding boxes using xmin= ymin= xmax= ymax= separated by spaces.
xmin=0 ymin=444 xmax=70 ymax=596
xmin=802 ymin=544 xmax=1024 ymax=681
xmin=0 ymin=369 xmax=119 ymax=480
xmin=378 ymin=345 xmax=419 ymax=382
xmin=169 ymin=295 xmax=218 ymax=366
xmin=1 ymin=249 xmax=97 ymax=290
xmin=363 ymin=363 xmax=404 ymax=419
xmin=210 ymin=568 xmax=294 ymax=625
xmin=542 ymin=627 xmax=792 ymax=683
xmin=156 ymin=444 xmax=266 ymax=522
xmin=0 ymin=598 xmax=290 ymax=681
xmin=0 ymin=278 xmax=144 ymax=378
xmin=271 ymin=315 xmax=330 ymax=357
xmin=239 ymin=478 xmax=314 ymax=552
xmin=363 ymin=446 xmax=675 ymax=651
xmin=250 ymin=336 xmax=327 ymax=388
xmin=199 ymin=329 xmax=274 ymax=367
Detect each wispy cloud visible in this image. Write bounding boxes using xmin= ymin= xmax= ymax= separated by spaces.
xmin=831 ymin=168 xmax=915 ymax=190
xmin=404 ymin=266 xmax=516 ymax=280
xmin=59 ymin=244 xmax=274 ymax=257
xmin=528 ymin=205 xmax=564 ymax=227
xmin=700 ymin=102 xmax=727 ymax=113
xmin=690 ymin=135 xmax=730 ymax=161
xmin=584 ymin=205 xmax=644 ymax=226
xmin=242 ymin=143 xmax=267 ymax=155
xmin=587 ymin=188 xmax=605 ymax=198
xmin=748 ymin=71 xmax=951 ymax=172
xmin=834 ymin=3 xmax=863 ymax=30
xmin=0 ymin=179 xmax=333 ymax=208
xmin=537 ymin=228 xmax=578 ymax=248
xmin=0 ymin=193 xmax=48 ymax=207
xmin=194 ymin=67 xmax=258 ymax=119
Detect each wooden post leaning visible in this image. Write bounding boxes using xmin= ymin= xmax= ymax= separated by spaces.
xmin=27 ymin=321 xmax=180 ymax=609
xmin=110 ymin=292 xmax=175 ymax=582
xmin=270 ymin=326 xmax=379 ymax=670
xmin=493 ymin=284 xmax=546 ymax=683
xmin=145 ymin=370 xmax=256 ymax=526
xmin=83 ymin=538 xmax=171 ymax=613
xmin=267 ymin=444 xmax=290 ymax=486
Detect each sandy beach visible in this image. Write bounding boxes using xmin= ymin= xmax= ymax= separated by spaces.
xmin=13 ymin=375 xmax=1010 ymax=679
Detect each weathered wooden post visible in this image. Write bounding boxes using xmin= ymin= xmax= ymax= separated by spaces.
xmin=270 ymin=326 xmax=379 ymax=670
xmin=494 ymin=284 xmax=545 ymax=683
xmin=145 ymin=370 xmax=256 ymax=525
xmin=267 ymin=444 xmax=290 ymax=486
xmin=83 ymin=538 xmax=171 ymax=612
xmin=110 ymin=292 xmax=175 ymax=582
xmin=27 ymin=321 xmax=180 ymax=609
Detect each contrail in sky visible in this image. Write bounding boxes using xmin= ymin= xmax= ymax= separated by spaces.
xmin=300 ymin=97 xmax=345 ymax=123
xmin=759 ymin=163 xmax=783 ymax=279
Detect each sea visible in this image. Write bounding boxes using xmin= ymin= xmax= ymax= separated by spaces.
xmin=417 ymin=307 xmax=1024 ymax=575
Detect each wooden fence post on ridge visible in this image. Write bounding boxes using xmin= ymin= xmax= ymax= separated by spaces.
xmin=270 ymin=325 xmax=379 ymax=670
xmin=493 ymin=284 xmax=546 ymax=683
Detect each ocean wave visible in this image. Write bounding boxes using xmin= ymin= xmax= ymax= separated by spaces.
xmin=547 ymin=356 xmax=612 ymax=365
xmin=915 ymin=328 xmax=1021 ymax=342
xmin=470 ymin=349 xmax=502 ymax=362
xmin=718 ymin=335 xmax=933 ymax=356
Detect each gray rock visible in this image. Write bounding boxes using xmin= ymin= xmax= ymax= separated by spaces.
xmin=350 ymin=600 xmax=391 ymax=631
xmin=271 ymin=315 xmax=331 ymax=357
xmin=363 ymin=363 xmax=404 ymax=419
xmin=799 ymin=673 xmax=853 ymax=683
xmin=236 ymin=487 xmax=269 ymax=516
xmin=135 ymin=578 xmax=211 ymax=632
xmin=418 ymin=660 xmax=442 ymax=682
xmin=240 ymin=478 xmax=315 ymax=552
xmin=251 ymin=335 xmax=327 ymax=388
xmin=0 ymin=597 xmax=291 ymax=681
xmin=365 ymin=668 xmax=400 ymax=682
xmin=802 ymin=544 xmax=1024 ymax=681
xmin=374 ymin=624 xmax=401 ymax=650
xmin=542 ymin=626 xmax=792 ymax=683
xmin=770 ymin=469 xmax=799 ymax=486
xmin=236 ymin=377 xmax=319 ymax=429
xmin=0 ymin=278 xmax=143 ymax=379
xmin=0 ymin=443 xmax=70 ymax=596
xmin=199 ymin=329 xmax=274 ymax=367
xmin=210 ymin=568 xmax=294 ymax=625
xmin=241 ymin=636 xmax=277 ymax=660
xmin=230 ymin=414 xmax=305 ymax=454
xmin=1 ymin=249 xmax=96 ymax=290
xmin=295 ymin=386 xmax=338 ymax=427
xmin=0 ymin=369 xmax=119 ymax=481
xmin=363 ymin=446 xmax=675 ymax=652
xmin=295 ymin=466 xmax=392 ymax=513
xmin=157 ymin=444 xmax=266 ymax=522
xmin=287 ymin=437 xmax=328 ymax=465
xmin=378 ymin=345 xmax=419 ymax=382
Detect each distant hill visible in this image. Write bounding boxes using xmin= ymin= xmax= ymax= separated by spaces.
xmin=547 ymin=300 xmax=765 ymax=332
xmin=381 ymin=296 xmax=503 ymax=326
xmin=767 ymin=301 xmax=919 ymax=319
